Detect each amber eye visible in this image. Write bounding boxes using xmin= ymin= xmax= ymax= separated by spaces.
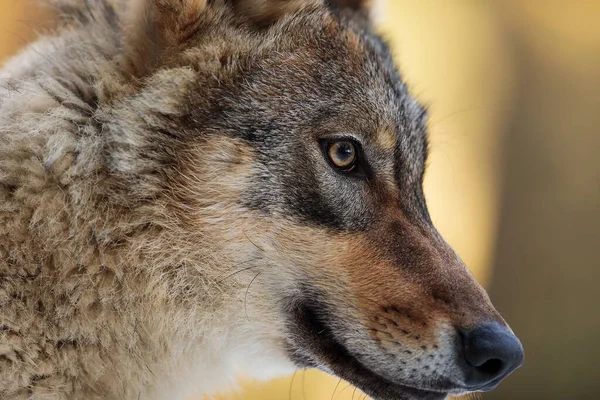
xmin=327 ymin=140 xmax=357 ymax=171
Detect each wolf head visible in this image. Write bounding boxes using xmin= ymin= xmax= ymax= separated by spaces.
xmin=36 ymin=0 xmax=523 ymax=398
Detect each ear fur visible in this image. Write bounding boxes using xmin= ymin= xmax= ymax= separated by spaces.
xmin=325 ymin=0 xmax=371 ymax=11
xmin=120 ymin=0 xmax=207 ymax=77
xmin=118 ymin=0 xmax=380 ymax=77
xmin=229 ymin=0 xmax=379 ymax=28
xmin=325 ymin=0 xmax=380 ymax=26
xmin=229 ymin=0 xmax=320 ymax=27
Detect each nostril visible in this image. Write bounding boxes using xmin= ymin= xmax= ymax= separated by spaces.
xmin=460 ymin=322 xmax=524 ymax=390
xmin=477 ymin=358 xmax=504 ymax=377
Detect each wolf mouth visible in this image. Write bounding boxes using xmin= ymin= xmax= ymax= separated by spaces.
xmin=286 ymin=301 xmax=449 ymax=400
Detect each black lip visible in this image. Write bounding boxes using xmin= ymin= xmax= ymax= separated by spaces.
xmin=286 ymin=300 xmax=449 ymax=400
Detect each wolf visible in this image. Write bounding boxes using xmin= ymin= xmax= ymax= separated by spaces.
xmin=0 ymin=0 xmax=523 ymax=399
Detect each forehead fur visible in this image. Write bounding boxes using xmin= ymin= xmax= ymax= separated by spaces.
xmin=177 ymin=6 xmax=428 ymax=161
xmin=39 ymin=0 xmax=429 ymax=229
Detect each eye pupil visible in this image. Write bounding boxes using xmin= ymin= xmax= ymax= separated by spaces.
xmin=328 ymin=141 xmax=357 ymax=170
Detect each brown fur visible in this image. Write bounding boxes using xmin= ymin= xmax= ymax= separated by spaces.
xmin=0 ymin=1 xmax=518 ymax=399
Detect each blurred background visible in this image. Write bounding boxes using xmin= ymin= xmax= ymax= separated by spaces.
xmin=1 ymin=1 xmax=598 ymax=399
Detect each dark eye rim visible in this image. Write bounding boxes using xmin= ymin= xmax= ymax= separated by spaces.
xmin=319 ymin=137 xmax=371 ymax=180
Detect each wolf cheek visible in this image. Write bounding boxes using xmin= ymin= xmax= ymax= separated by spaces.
xmin=257 ymin=218 xmax=522 ymax=399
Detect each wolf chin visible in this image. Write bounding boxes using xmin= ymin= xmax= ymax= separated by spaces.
xmin=0 ymin=1 xmax=523 ymax=399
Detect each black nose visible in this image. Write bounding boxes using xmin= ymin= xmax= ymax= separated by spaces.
xmin=460 ymin=322 xmax=524 ymax=390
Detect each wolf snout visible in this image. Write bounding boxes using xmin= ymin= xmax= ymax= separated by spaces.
xmin=459 ymin=322 xmax=524 ymax=391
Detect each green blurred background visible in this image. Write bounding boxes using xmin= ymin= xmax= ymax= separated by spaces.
xmin=1 ymin=1 xmax=598 ymax=399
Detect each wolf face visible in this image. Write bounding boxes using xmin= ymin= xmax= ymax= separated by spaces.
xmin=0 ymin=0 xmax=523 ymax=399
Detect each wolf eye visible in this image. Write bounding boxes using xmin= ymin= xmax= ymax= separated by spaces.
xmin=327 ymin=141 xmax=357 ymax=171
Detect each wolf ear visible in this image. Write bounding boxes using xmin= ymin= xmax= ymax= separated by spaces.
xmin=229 ymin=0 xmax=321 ymax=27
xmin=230 ymin=0 xmax=379 ymax=28
xmin=325 ymin=0 xmax=371 ymax=11
xmin=120 ymin=0 xmax=207 ymax=78
xmin=324 ymin=0 xmax=379 ymax=26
